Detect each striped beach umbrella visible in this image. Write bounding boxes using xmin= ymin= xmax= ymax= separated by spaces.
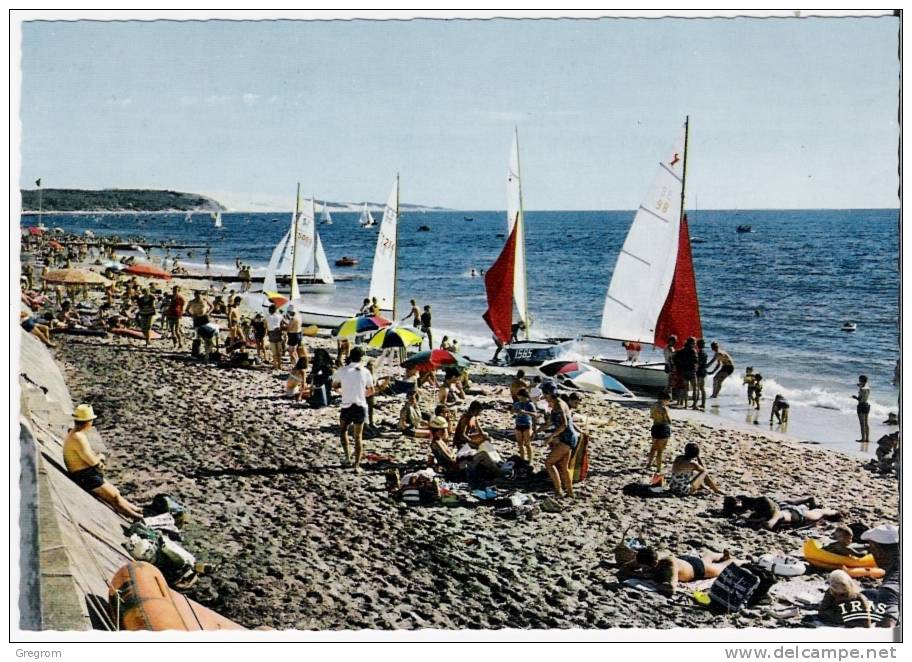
xmin=367 ymin=326 xmax=424 ymax=349
xmin=401 ymin=348 xmax=469 ymax=372
xmin=336 ymin=315 xmax=391 ymax=339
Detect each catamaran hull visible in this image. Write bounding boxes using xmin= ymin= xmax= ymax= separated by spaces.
xmin=504 ymin=339 xmax=576 ymax=367
xmin=590 ymin=358 xmax=668 ymax=391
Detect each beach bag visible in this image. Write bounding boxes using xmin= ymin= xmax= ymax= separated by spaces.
xmin=570 ymin=433 xmax=590 ymax=483
xmin=708 ymin=564 xmax=761 ymax=613
xmin=145 ymin=494 xmax=188 ymax=527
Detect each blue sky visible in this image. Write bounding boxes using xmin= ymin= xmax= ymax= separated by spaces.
xmin=18 ymin=16 xmax=900 ymax=210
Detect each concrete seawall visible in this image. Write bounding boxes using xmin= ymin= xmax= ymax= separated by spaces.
xmin=18 ymin=330 xmax=240 ymax=631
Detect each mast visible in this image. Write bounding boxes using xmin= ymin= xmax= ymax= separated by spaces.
xmin=680 ymin=116 xmax=689 ymax=226
xmin=290 ymin=182 xmax=301 ymax=300
xmin=392 ymin=172 xmax=399 ymax=319
xmin=36 ymin=178 xmax=43 ymax=226
xmin=311 ymin=194 xmax=317 ymax=279
xmin=514 ymin=126 xmax=530 ymax=340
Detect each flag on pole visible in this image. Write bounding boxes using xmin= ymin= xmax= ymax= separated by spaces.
xmin=35 ymin=178 xmax=41 ymax=188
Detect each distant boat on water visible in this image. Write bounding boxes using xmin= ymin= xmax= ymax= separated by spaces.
xmin=464 ymin=216 xmax=474 ymax=221
xmin=212 ymin=212 xmax=223 ymax=229
xmin=335 ymin=256 xmax=358 ymax=267
xmin=418 ymin=225 xmax=431 ymax=232
xmin=359 ymin=203 xmax=377 ymax=228
xmin=184 ymin=212 xmax=193 ymax=224
xmin=841 ymin=321 xmax=857 ymax=332
xmin=320 ymin=202 xmax=333 ymax=225
xmin=736 ymin=224 xmax=753 ymax=233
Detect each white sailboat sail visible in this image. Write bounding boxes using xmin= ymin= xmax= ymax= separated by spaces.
xmin=300 ymin=197 xmax=334 ymax=284
xmin=320 ymin=202 xmax=333 ymax=225
xmin=213 ymin=212 xmax=223 ymax=228
xmin=314 ymin=233 xmax=335 ymax=285
xmin=368 ymin=177 xmax=399 ymax=315
xmin=360 ymin=203 xmax=376 ymax=227
xmin=600 ymin=122 xmax=687 ymax=343
xmin=507 ymin=126 xmax=529 ymax=337
xmin=263 ymin=229 xmax=291 ymax=293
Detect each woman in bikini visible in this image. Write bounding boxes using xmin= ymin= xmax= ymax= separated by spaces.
xmin=646 ymin=391 xmax=672 ymax=474
xmin=542 ymin=383 xmax=578 ymax=499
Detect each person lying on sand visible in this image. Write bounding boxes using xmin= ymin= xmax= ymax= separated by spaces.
xmin=626 ymin=547 xmax=734 ymax=596
xmin=375 ymin=366 xmax=419 ymax=397
xmin=726 ymin=494 xmax=841 ymax=530
xmin=63 ymin=404 xmax=143 ymax=520
xmin=668 ymin=443 xmax=723 ymax=497
xmin=20 ymin=311 xmax=56 ymax=347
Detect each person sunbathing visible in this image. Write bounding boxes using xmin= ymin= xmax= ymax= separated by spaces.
xmin=668 ymin=443 xmax=723 ymax=497
xmin=375 ymin=366 xmax=419 ymax=396
xmin=63 ymin=404 xmax=143 ymax=520
xmin=20 ymin=311 xmax=56 ymax=347
xmin=755 ymin=496 xmax=841 ymax=530
xmin=399 ymin=391 xmax=430 ymax=438
xmin=629 ymin=547 xmax=734 ymax=596
xmin=426 ymin=416 xmax=499 ymax=479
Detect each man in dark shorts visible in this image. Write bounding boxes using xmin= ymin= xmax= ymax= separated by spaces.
xmin=331 ymin=347 xmax=375 ymax=471
xmin=673 ymin=337 xmax=698 ymax=408
xmin=136 ymin=286 xmax=157 ymax=346
xmin=420 ymin=305 xmax=433 ymax=350
xmin=707 ymin=341 xmax=735 ymax=398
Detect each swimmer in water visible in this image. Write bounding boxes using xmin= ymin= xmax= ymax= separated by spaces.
xmin=470 ymin=268 xmax=477 ymax=277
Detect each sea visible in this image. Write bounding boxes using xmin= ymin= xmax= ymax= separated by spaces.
xmin=21 ymin=208 xmax=900 ymax=458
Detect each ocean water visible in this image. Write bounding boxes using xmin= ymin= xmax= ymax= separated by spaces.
xmin=22 ymin=208 xmax=900 ymax=455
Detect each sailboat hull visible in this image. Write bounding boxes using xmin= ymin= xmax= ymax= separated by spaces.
xmin=589 ymin=358 xmax=668 ymax=391
xmin=275 ymin=275 xmax=335 ymax=293
xmin=504 ymin=339 xmax=576 ymax=366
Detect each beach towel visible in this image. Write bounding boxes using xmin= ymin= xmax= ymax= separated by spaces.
xmin=570 ymin=432 xmax=590 ymax=483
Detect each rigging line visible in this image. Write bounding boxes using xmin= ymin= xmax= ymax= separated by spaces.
xmin=604 ymin=293 xmax=635 ymax=312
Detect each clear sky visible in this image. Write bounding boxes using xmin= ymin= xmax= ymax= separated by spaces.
xmin=17 ymin=15 xmax=900 ymax=210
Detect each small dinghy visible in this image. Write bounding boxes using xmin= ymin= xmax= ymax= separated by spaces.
xmin=417 ymin=225 xmax=431 ymax=232
xmin=335 ymin=256 xmax=359 ymax=267
xmin=841 ymin=321 xmax=857 ymax=332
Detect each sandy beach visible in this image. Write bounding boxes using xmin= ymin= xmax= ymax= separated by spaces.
xmin=42 ymin=276 xmax=898 ymax=630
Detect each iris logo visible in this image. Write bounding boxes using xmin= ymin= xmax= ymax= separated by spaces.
xmin=837 ymin=600 xmax=889 ymax=624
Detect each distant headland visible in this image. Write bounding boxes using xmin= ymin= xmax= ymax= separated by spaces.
xmin=20 ymin=188 xmax=225 ymax=213
xmin=19 ymin=188 xmax=449 ymax=214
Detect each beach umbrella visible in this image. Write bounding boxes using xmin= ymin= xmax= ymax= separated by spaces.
xmin=401 ymin=348 xmax=469 ymax=372
xmin=336 ymin=315 xmax=391 ymax=338
xmin=28 ymin=227 xmax=44 ymax=236
xmin=367 ymin=326 xmax=424 ymax=349
xmin=125 ymin=262 xmax=172 ymax=280
xmin=42 ymin=268 xmax=111 ymax=286
xmin=49 ymin=240 xmax=64 ymax=251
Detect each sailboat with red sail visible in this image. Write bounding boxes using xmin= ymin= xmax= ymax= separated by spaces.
xmin=483 ymin=127 xmax=576 ymax=366
xmin=590 ymin=117 xmax=703 ymax=389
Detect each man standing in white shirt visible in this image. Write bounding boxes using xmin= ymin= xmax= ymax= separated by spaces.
xmin=332 ymin=346 xmax=375 ymax=471
xmin=265 ymin=304 xmax=285 ymax=370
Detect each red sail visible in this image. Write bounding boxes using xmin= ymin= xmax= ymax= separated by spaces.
xmin=654 ymin=214 xmax=702 ymax=348
xmin=482 ymin=223 xmax=518 ymax=344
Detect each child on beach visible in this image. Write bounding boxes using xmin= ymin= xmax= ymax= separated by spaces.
xmin=286 ymin=357 xmax=309 ymax=400
xmin=742 ymin=366 xmax=756 ymax=405
xmin=751 ymin=373 xmax=763 ymax=409
xmin=512 ymin=388 xmax=537 ymax=463
xmin=647 ymin=391 xmax=672 ymax=475
xmin=823 ymin=525 xmax=865 ymax=558
xmin=251 ymin=313 xmax=267 ymax=360
xmin=818 ymin=570 xmax=873 ymax=628
xmin=770 ymin=394 xmax=789 ymax=424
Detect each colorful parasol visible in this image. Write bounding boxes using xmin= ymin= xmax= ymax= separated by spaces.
xmin=124 ymin=262 xmax=172 ymax=280
xmin=49 ymin=240 xmax=64 ymax=251
xmin=401 ymin=348 xmax=469 ymax=372
xmin=539 ymin=360 xmax=584 ymax=377
xmin=28 ymin=227 xmax=44 ymax=236
xmin=336 ymin=315 xmax=391 ymax=338
xmin=367 ymin=326 xmax=424 ymax=349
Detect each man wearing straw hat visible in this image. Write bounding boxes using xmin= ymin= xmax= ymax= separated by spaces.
xmin=63 ymin=404 xmax=143 ymax=520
